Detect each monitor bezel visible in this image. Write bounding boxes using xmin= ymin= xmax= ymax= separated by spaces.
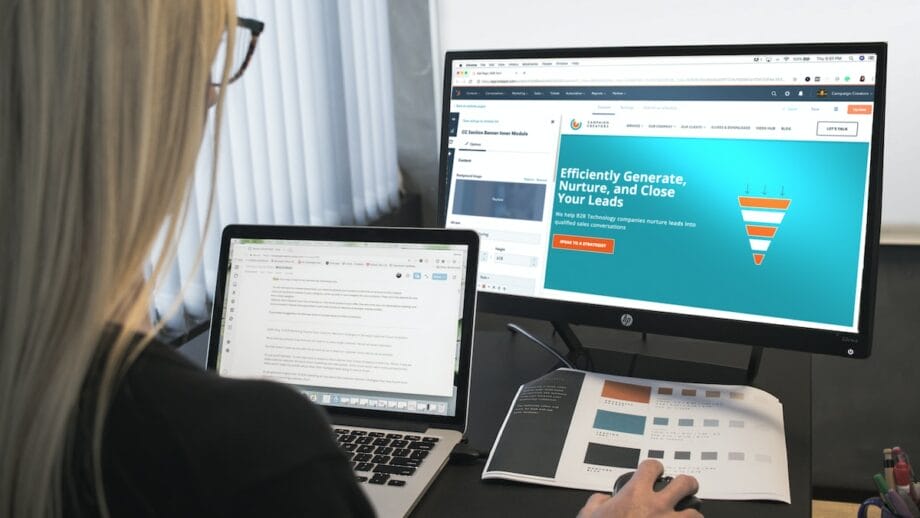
xmin=436 ymin=42 xmax=886 ymax=359
xmin=207 ymin=225 xmax=480 ymax=431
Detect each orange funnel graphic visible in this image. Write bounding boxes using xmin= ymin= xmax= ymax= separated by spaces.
xmin=738 ymin=196 xmax=791 ymax=265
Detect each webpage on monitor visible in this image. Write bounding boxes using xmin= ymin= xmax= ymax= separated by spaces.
xmin=444 ymin=52 xmax=878 ymax=333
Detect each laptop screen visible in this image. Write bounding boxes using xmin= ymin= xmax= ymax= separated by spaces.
xmin=212 ymin=236 xmax=472 ymax=418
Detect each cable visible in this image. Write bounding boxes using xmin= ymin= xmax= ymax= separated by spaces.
xmin=449 ymin=439 xmax=487 ymax=464
xmin=506 ymin=322 xmax=575 ymax=369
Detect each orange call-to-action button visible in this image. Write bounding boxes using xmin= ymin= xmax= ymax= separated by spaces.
xmin=552 ymin=234 xmax=615 ymax=254
xmin=848 ymin=104 xmax=873 ymax=115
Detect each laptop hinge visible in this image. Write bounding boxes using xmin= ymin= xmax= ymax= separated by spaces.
xmin=332 ymin=415 xmax=429 ymax=433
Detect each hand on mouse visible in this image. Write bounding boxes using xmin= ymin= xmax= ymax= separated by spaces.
xmin=576 ymin=459 xmax=702 ymax=518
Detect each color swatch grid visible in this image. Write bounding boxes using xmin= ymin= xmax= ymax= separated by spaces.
xmin=587 ymin=377 xmax=780 ymax=476
xmin=656 ymin=385 xmax=745 ymax=400
xmin=582 ymin=444 xmax=773 ymax=469
xmin=650 ymin=417 xmax=747 ymax=429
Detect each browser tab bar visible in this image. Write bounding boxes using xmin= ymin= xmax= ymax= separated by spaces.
xmin=453 ymin=54 xmax=878 ymax=88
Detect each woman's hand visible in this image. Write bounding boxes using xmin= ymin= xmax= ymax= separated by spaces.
xmin=577 ymin=460 xmax=702 ymax=518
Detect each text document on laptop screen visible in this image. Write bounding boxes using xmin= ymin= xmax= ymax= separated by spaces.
xmin=214 ymin=238 xmax=470 ymax=417
xmin=443 ymin=51 xmax=878 ymax=334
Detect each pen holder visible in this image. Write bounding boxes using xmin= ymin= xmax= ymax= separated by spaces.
xmin=859 ymin=497 xmax=899 ymax=518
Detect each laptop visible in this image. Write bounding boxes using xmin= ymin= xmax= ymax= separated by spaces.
xmin=206 ymin=224 xmax=479 ymax=517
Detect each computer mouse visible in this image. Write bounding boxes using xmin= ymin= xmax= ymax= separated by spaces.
xmin=613 ymin=471 xmax=703 ymax=512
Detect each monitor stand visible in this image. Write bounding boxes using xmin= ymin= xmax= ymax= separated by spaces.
xmin=547 ymin=321 xmax=763 ymax=385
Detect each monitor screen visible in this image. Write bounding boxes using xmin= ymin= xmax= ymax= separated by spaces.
xmin=211 ymin=236 xmax=473 ymax=418
xmin=438 ymin=43 xmax=886 ymax=358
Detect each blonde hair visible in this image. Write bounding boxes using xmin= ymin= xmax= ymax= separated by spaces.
xmin=0 ymin=0 xmax=236 ymax=515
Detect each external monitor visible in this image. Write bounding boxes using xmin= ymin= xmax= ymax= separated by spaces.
xmin=438 ymin=43 xmax=886 ymax=359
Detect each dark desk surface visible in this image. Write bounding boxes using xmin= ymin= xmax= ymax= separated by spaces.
xmin=812 ymin=245 xmax=920 ymax=499
xmin=412 ymin=313 xmax=812 ymax=517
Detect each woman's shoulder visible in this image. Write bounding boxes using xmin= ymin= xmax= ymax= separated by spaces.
xmin=111 ymin=339 xmax=341 ymax=471
xmin=100 ymin=339 xmax=371 ymax=517
xmin=122 ymin=340 xmax=331 ymax=429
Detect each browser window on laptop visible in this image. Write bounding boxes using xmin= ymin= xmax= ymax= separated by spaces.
xmin=214 ymin=237 xmax=470 ymax=418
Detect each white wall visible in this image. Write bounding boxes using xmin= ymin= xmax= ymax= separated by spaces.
xmin=433 ymin=0 xmax=920 ymax=242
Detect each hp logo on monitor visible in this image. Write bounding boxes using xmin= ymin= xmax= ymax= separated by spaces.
xmin=621 ymin=314 xmax=634 ymax=327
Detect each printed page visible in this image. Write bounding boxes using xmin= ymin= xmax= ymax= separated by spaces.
xmin=483 ymin=369 xmax=790 ymax=503
xmin=483 ymin=370 xmax=586 ymax=485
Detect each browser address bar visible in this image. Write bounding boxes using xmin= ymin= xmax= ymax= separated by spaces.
xmin=462 ymin=63 xmax=803 ymax=85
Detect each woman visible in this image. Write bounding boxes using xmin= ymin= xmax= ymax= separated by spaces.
xmin=2 ymin=1 xmax=370 ymax=515
xmin=0 ymin=1 xmax=698 ymax=516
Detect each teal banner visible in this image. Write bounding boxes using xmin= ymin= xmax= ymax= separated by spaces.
xmin=546 ymin=135 xmax=870 ymax=327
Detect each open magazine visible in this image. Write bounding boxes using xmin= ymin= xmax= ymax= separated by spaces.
xmin=482 ymin=369 xmax=790 ymax=503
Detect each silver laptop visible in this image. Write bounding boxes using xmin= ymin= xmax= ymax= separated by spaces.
xmin=207 ymin=225 xmax=479 ymax=517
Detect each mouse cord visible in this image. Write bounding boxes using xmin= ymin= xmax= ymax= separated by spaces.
xmin=506 ymin=323 xmax=575 ymax=369
xmin=450 ymin=438 xmax=488 ymax=464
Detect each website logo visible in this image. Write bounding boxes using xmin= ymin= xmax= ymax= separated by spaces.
xmin=570 ymin=119 xmax=582 ymax=130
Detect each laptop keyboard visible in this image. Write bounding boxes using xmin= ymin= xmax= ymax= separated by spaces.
xmin=334 ymin=428 xmax=439 ymax=487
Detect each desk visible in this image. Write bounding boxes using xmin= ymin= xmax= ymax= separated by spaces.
xmin=412 ymin=313 xmax=812 ymax=517
xmin=176 ymin=312 xmax=812 ymax=517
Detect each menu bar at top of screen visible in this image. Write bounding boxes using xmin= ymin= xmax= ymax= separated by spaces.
xmin=453 ymin=54 xmax=877 ymax=67
xmin=451 ymin=54 xmax=878 ymax=87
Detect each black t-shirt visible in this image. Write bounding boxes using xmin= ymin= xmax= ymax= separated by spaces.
xmin=67 ymin=338 xmax=374 ymax=517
